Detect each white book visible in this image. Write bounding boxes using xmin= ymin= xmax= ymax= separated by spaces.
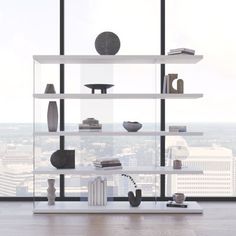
xmin=90 ymin=180 xmax=94 ymax=206
xmin=96 ymin=177 xmax=101 ymax=205
xmin=168 ymin=51 xmax=194 ymax=55
xmin=95 ymin=177 xmax=98 ymax=205
xmin=103 ymin=177 xmax=107 ymax=206
xmin=88 ymin=181 xmax=92 ymax=206
xmin=100 ymin=180 xmax=104 ymax=206
xmin=169 ymin=48 xmax=195 ymax=53
xmin=93 ymin=179 xmax=96 ymax=206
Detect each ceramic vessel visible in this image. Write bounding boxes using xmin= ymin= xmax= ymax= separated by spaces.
xmin=47 ymin=101 xmax=58 ymax=132
xmin=173 ymin=160 xmax=182 ymax=169
xmin=84 ymin=84 xmax=114 ymax=94
xmin=173 ymin=193 xmax=185 ymax=204
xmin=123 ymin=121 xmax=142 ymax=132
xmin=47 ymin=179 xmax=56 ymax=205
xmin=128 ymin=189 xmax=142 ymax=207
xmin=44 ymin=84 xmax=56 ymax=94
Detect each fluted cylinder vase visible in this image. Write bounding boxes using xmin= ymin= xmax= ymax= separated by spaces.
xmin=47 ymin=101 xmax=58 ymax=132
xmin=47 ymin=179 xmax=56 ymax=205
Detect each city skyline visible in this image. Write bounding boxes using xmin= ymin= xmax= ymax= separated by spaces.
xmin=1 ymin=123 xmax=236 ymax=197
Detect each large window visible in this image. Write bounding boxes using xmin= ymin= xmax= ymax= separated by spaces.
xmin=166 ymin=0 xmax=236 ymax=196
xmin=0 ymin=0 xmax=59 ymax=196
xmin=63 ymin=0 xmax=161 ymax=198
xmin=1 ymin=0 xmax=236 ymax=199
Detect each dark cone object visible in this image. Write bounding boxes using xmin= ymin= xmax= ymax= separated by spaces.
xmin=128 ymin=189 xmax=142 ymax=207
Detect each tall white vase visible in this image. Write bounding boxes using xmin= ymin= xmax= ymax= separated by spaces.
xmin=47 ymin=179 xmax=56 ymax=205
xmin=47 ymin=101 xmax=58 ymax=132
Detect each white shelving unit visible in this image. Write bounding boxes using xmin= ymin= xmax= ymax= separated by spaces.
xmin=33 ymin=54 xmax=204 ymax=214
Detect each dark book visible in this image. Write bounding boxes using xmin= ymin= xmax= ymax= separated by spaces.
xmin=166 ymin=201 xmax=188 ymax=208
xmin=94 ymin=163 xmax=122 ymax=168
xmin=93 ymin=158 xmax=120 ymax=165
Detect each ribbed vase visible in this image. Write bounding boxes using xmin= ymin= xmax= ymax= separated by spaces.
xmin=47 ymin=101 xmax=58 ymax=132
xmin=47 ymin=179 xmax=56 ymax=205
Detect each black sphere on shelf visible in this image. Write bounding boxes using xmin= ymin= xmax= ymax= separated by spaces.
xmin=95 ymin=31 xmax=120 ymax=55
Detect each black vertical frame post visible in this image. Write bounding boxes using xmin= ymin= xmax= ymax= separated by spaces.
xmin=160 ymin=0 xmax=166 ymax=198
xmin=59 ymin=0 xmax=65 ymax=198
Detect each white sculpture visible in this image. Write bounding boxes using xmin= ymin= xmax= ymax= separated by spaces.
xmin=47 ymin=179 xmax=56 ymax=205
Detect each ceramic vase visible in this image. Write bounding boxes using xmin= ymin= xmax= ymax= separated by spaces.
xmin=128 ymin=189 xmax=142 ymax=207
xmin=173 ymin=160 xmax=182 ymax=169
xmin=47 ymin=179 xmax=56 ymax=205
xmin=44 ymin=84 xmax=56 ymax=94
xmin=47 ymin=101 xmax=58 ymax=132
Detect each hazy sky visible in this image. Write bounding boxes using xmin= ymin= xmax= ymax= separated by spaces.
xmin=0 ymin=0 xmax=236 ymax=123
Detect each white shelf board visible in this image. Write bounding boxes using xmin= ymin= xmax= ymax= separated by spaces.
xmin=34 ymin=131 xmax=203 ymax=137
xmin=33 ymin=93 xmax=203 ymax=99
xmin=33 ymin=55 xmax=203 ymax=64
xmin=33 ymin=201 xmax=203 ymax=214
xmin=33 ymin=166 xmax=203 ymax=175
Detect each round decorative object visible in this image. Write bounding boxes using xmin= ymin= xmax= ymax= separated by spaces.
xmin=95 ymin=31 xmax=120 ymax=55
xmin=123 ymin=121 xmax=142 ymax=132
xmin=84 ymin=84 xmax=114 ymax=94
xmin=173 ymin=193 xmax=185 ymax=204
xmin=50 ymin=150 xmax=67 ymax=169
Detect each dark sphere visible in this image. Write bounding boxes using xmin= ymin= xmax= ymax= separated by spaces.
xmin=95 ymin=31 xmax=120 ymax=55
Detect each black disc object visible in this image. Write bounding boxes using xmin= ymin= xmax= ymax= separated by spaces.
xmin=95 ymin=31 xmax=120 ymax=55
xmin=50 ymin=150 xmax=67 ymax=168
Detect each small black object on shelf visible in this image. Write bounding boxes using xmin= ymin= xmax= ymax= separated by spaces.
xmin=50 ymin=150 xmax=75 ymax=169
xmin=84 ymin=84 xmax=114 ymax=94
xmin=44 ymin=84 xmax=56 ymax=94
xmin=95 ymin=31 xmax=120 ymax=55
xmin=166 ymin=201 xmax=188 ymax=208
xmin=128 ymin=189 xmax=142 ymax=207
xmin=121 ymin=174 xmax=142 ymax=207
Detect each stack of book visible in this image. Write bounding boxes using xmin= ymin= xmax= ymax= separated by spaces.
xmin=168 ymin=48 xmax=195 ymax=55
xmin=166 ymin=201 xmax=188 ymax=208
xmin=93 ymin=158 xmax=122 ymax=170
xmin=88 ymin=177 xmax=107 ymax=206
xmin=169 ymin=125 xmax=187 ymax=132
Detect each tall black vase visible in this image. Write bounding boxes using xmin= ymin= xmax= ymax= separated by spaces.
xmin=47 ymin=101 xmax=58 ymax=132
